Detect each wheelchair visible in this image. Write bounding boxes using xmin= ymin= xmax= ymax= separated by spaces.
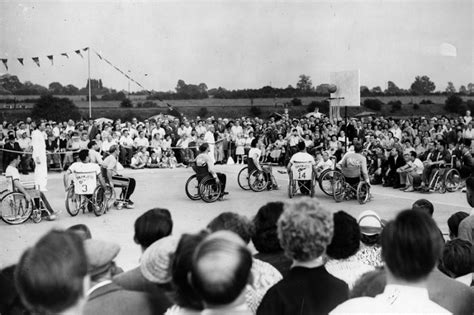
xmin=65 ymin=171 xmax=110 ymax=216
xmin=100 ymin=168 xmax=131 ymax=209
xmin=288 ymin=161 xmax=317 ymax=198
xmin=185 ymin=163 xmax=222 ymax=203
xmin=237 ymin=159 xmax=275 ymax=192
xmin=0 ymin=176 xmax=43 ymax=225
xmin=424 ymin=164 xmax=460 ymax=193
xmin=332 ymin=174 xmax=371 ymax=204
xmin=317 ymin=157 xmax=345 ymax=196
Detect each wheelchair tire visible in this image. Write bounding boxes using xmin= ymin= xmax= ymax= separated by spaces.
xmin=65 ymin=186 xmax=81 ymax=217
xmin=237 ymin=167 xmax=251 ymax=190
xmin=332 ymin=180 xmax=345 ymax=203
xmin=357 ymin=182 xmax=370 ymax=204
xmin=310 ymin=173 xmax=316 ymax=198
xmin=444 ymin=168 xmax=460 ymax=192
xmin=92 ymin=186 xmax=106 ymax=216
xmin=1 ymin=192 xmax=33 ymax=225
xmin=249 ymin=170 xmax=268 ymax=192
xmin=104 ymin=185 xmax=116 ymax=210
xmin=199 ymin=176 xmax=222 ymax=203
xmin=185 ymin=175 xmax=201 ymax=200
xmin=319 ymin=169 xmax=344 ymax=196
xmin=288 ymin=172 xmax=296 ymax=198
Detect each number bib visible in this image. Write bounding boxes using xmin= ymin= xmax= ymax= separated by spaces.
xmin=73 ymin=172 xmax=97 ymax=195
xmin=291 ymin=162 xmax=313 ymax=180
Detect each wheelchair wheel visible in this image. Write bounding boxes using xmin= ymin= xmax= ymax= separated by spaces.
xmin=65 ymin=186 xmax=81 ymax=216
xmin=103 ymin=185 xmax=116 ymax=209
xmin=92 ymin=186 xmax=106 ymax=216
xmin=444 ymin=168 xmax=460 ymax=192
xmin=199 ymin=176 xmax=222 ymax=203
xmin=288 ymin=173 xmax=297 ymax=198
xmin=310 ymin=173 xmax=316 ymax=198
xmin=332 ymin=179 xmax=346 ymax=203
xmin=1 ymin=192 xmax=33 ymax=225
xmin=237 ymin=167 xmax=250 ymax=190
xmin=319 ymin=169 xmax=344 ymax=196
xmin=185 ymin=175 xmax=201 ymax=200
xmin=249 ymin=170 xmax=268 ymax=192
xmin=357 ymin=182 xmax=370 ymax=204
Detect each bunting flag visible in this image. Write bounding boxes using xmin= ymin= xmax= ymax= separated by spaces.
xmin=95 ymin=52 xmax=103 ymax=60
xmin=32 ymin=57 xmax=40 ymax=67
xmin=75 ymin=50 xmax=83 ymax=58
xmin=1 ymin=59 xmax=8 ymax=71
xmin=17 ymin=58 xmax=24 ymax=65
xmin=83 ymin=47 xmax=89 ymax=51
xmin=47 ymin=55 xmax=54 ymax=65
xmin=61 ymin=52 xmax=69 ymax=59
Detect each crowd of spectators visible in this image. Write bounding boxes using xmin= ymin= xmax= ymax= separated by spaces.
xmin=1 ymin=190 xmax=473 ymax=314
xmin=2 ymin=109 xmax=474 ymax=192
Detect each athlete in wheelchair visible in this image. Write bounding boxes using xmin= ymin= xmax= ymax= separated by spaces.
xmin=287 ymin=141 xmax=317 ymax=198
xmin=101 ymin=145 xmax=136 ymax=209
xmin=244 ymin=139 xmax=278 ymax=192
xmin=333 ymin=144 xmax=372 ymax=204
xmin=185 ymin=143 xmax=228 ymax=202
xmin=1 ymin=154 xmax=56 ymax=225
xmin=420 ymin=140 xmax=460 ymax=193
xmin=65 ymin=149 xmax=109 ymax=216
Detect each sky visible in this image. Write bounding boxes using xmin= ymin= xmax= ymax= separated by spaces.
xmin=0 ymin=0 xmax=472 ymax=93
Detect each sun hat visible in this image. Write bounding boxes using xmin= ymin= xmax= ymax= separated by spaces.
xmin=357 ymin=210 xmax=384 ymax=236
xmin=140 ymin=235 xmax=179 ymax=284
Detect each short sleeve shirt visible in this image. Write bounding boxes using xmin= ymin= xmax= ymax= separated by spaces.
xmin=102 ymin=154 xmax=118 ymax=174
xmin=5 ymin=165 xmax=20 ymax=182
xmin=68 ymin=162 xmax=101 ymax=175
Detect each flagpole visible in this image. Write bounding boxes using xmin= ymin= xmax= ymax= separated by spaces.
xmin=88 ymin=47 xmax=92 ymax=118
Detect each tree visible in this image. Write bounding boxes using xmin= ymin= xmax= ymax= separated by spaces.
xmin=120 ymin=98 xmax=133 ymax=108
xmin=371 ymin=86 xmax=382 ymax=95
xmin=32 ymin=94 xmax=81 ymax=121
xmin=459 ymin=85 xmax=468 ymax=95
xmin=315 ymin=84 xmax=332 ymax=95
xmin=296 ymin=74 xmax=313 ymax=92
xmin=360 ymin=86 xmax=371 ymax=97
xmin=385 ymin=81 xmax=401 ymax=95
xmin=63 ymin=84 xmax=79 ymax=95
xmin=48 ymin=82 xmax=64 ymax=94
xmin=444 ymin=94 xmax=463 ymax=113
xmin=410 ymin=75 xmax=436 ymax=95
xmin=467 ymin=83 xmax=474 ymax=95
xmin=445 ymin=82 xmax=456 ymax=94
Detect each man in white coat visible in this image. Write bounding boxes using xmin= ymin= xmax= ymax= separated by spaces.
xmin=204 ymin=125 xmax=216 ymax=165
xmin=31 ymin=121 xmax=48 ymax=191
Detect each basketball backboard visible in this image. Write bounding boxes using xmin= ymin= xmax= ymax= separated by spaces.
xmin=329 ymin=70 xmax=360 ymax=107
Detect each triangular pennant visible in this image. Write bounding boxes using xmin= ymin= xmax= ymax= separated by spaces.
xmin=75 ymin=50 xmax=83 ymax=58
xmin=83 ymin=47 xmax=89 ymax=51
xmin=1 ymin=59 xmax=8 ymax=71
xmin=47 ymin=55 xmax=54 ymax=65
xmin=17 ymin=58 xmax=24 ymax=65
xmin=61 ymin=53 xmax=69 ymax=59
xmin=32 ymin=57 xmax=40 ymax=67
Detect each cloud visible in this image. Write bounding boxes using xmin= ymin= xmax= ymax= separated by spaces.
xmin=439 ymin=43 xmax=457 ymax=57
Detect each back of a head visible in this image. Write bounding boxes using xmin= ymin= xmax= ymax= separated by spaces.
xmin=354 ymin=144 xmax=363 ymax=153
xmin=134 ymin=208 xmax=173 ymax=249
xmin=207 ymin=212 xmax=254 ymax=244
xmin=381 ymin=210 xmax=443 ymax=282
xmin=278 ymin=197 xmax=333 ymax=262
xmin=15 ymin=230 xmax=88 ymax=314
xmin=297 ymin=141 xmax=306 ymax=151
xmin=67 ymin=224 xmax=92 ymax=240
xmin=440 ymin=239 xmax=473 ymax=278
xmin=191 ymin=232 xmax=252 ymax=306
xmin=412 ymin=199 xmax=434 ymax=217
xmin=447 ymin=211 xmax=469 ymax=238
xmin=252 ymin=202 xmax=284 ymax=253
xmin=172 ymin=230 xmax=210 ymax=310
xmin=78 ymin=149 xmax=89 ymax=162
xmin=326 ymin=211 xmax=361 ymax=260
xmin=251 ymin=138 xmax=258 ymax=148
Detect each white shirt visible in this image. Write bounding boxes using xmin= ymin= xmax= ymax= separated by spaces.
xmin=248 ymin=147 xmax=261 ymax=161
xmin=289 ymin=152 xmax=316 ymax=165
xmin=68 ymin=162 xmax=101 ymax=175
xmin=316 ymin=159 xmax=333 ymax=171
xmin=31 ymin=129 xmax=46 ymax=155
xmin=330 ymin=284 xmax=451 ymax=314
xmin=5 ymin=165 xmax=20 ymax=183
xmin=134 ymin=137 xmax=149 ymax=148
xmin=88 ymin=149 xmax=103 ymax=165
xmin=412 ymin=158 xmax=424 ymax=175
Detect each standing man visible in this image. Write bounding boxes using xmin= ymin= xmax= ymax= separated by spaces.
xmin=31 ymin=121 xmax=48 ymax=191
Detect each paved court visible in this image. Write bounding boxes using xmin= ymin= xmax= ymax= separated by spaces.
xmin=1 ymin=165 xmax=470 ymax=271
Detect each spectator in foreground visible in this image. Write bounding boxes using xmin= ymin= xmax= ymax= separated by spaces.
xmin=331 ymin=210 xmax=450 ymax=314
xmin=207 ymin=212 xmax=282 ymax=312
xmin=0 ymin=265 xmax=31 ymax=315
xmin=447 ymin=211 xmax=469 ymax=240
xmin=15 ymin=230 xmax=89 ymax=315
xmin=325 ymin=211 xmax=375 ymax=289
xmin=84 ymin=238 xmax=171 ymax=315
xmin=113 ymin=208 xmax=173 ymax=293
xmin=191 ymin=231 xmax=253 ymax=315
xmin=459 ymin=176 xmax=474 ymax=242
xmin=350 ymin=269 xmax=386 ymax=299
xmin=355 ymin=210 xmax=384 ymax=268
xmin=165 ymin=230 xmax=210 ymax=315
xmin=67 ymin=224 xmax=92 ymax=240
xmin=257 ymin=198 xmax=348 ymax=315
xmin=252 ymin=202 xmax=292 ymax=276
xmin=439 ymin=239 xmax=473 ymax=286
